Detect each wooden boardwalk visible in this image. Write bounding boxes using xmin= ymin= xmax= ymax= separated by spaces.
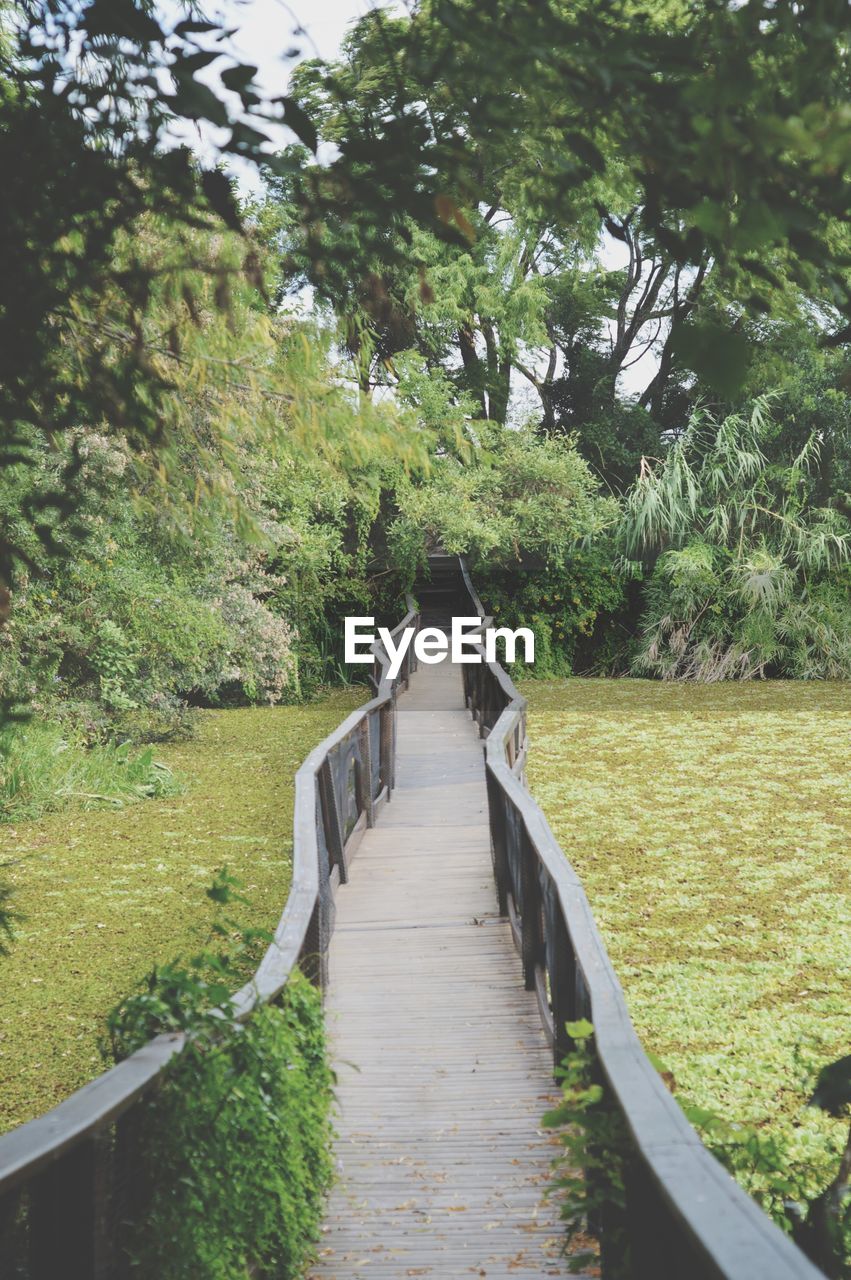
xmin=310 ymin=659 xmax=575 ymax=1279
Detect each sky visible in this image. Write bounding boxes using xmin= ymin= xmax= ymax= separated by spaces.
xmin=161 ymin=0 xmax=390 ymax=189
xmin=216 ymin=0 xmax=377 ymax=65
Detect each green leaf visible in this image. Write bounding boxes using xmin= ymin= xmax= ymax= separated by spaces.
xmin=808 ymin=1054 xmax=851 ymax=1117
xmin=168 ymin=80 xmax=230 ymax=128
xmin=277 ymin=97 xmax=318 ymax=153
xmin=174 ymin=19 xmax=220 ymax=35
xmin=172 ymin=51 xmax=221 ymax=77
xmin=201 ymin=169 xmax=242 ymax=231
xmin=83 ymin=0 xmax=164 ymax=43
xmin=690 ymin=198 xmax=727 ymax=240
xmin=672 ymin=322 xmax=752 ymax=396
xmin=221 ymin=64 xmax=259 ymax=94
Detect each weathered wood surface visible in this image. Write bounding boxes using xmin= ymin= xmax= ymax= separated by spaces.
xmin=310 ymin=659 xmax=581 ymax=1279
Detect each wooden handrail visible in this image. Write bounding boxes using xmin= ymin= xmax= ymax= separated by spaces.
xmin=0 ymin=595 xmax=420 ymax=1267
xmin=456 ymin=555 xmax=822 ymax=1280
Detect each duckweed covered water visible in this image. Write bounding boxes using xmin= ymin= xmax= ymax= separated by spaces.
xmin=522 ymin=678 xmax=851 ymax=1201
xmin=0 ymin=693 xmax=364 ymax=1133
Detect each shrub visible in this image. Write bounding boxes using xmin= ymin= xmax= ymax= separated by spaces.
xmin=0 ymin=720 xmax=181 ymax=822
xmin=108 ymin=874 xmax=334 ymax=1279
xmin=545 ymin=1023 xmax=851 ymax=1278
xmin=543 ymin=1020 xmax=631 ymax=1278
xmin=622 ymin=398 xmax=851 ymax=680
xmin=388 ymin=421 xmax=624 ymax=673
xmin=478 ymin=546 xmax=629 ymax=677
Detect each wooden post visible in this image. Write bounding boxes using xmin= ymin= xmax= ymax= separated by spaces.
xmin=358 ymin=717 xmax=375 ymax=827
xmin=319 ymin=756 xmax=347 ymax=884
xmin=547 ymin=905 xmax=576 ymax=1070
xmin=519 ymin=831 xmax=543 ymax=991
xmin=485 ymin=766 xmax=510 ymax=916
xmin=0 ymin=1188 xmax=25 ymax=1278
xmin=378 ymin=700 xmax=392 ymax=798
xmin=114 ymin=1102 xmax=150 ymax=1279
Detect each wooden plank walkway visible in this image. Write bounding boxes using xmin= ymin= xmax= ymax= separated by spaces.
xmin=310 ymin=659 xmax=579 ymax=1279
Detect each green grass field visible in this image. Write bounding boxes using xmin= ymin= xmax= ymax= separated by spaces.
xmin=523 ymin=678 xmax=851 ymax=1206
xmin=0 ymin=692 xmax=364 ymax=1134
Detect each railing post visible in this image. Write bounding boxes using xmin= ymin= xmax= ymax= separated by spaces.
xmin=319 ymin=756 xmax=347 ymax=884
xmin=357 ymin=717 xmax=375 ymax=827
xmin=519 ymin=830 xmax=544 ymax=991
xmin=485 ymin=765 xmax=509 ymax=916
xmin=0 ymin=1187 xmax=25 ymax=1277
xmin=379 ymin=699 xmax=393 ymax=797
xmin=114 ymin=1101 xmax=152 ymax=1278
xmin=390 ymin=687 xmax=398 ymax=791
xmin=303 ymin=782 xmax=334 ymax=989
xmin=303 ymin=875 xmax=331 ymax=990
xmin=547 ymin=903 xmax=576 ymax=1069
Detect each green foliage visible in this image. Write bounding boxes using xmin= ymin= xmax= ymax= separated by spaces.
xmin=0 ymin=1 xmax=295 ymax=641
xmin=681 ymin=1060 xmax=851 ymax=1277
xmin=545 ymin=1019 xmax=851 ymax=1276
xmin=393 ymin=424 xmax=613 ymax=561
xmin=123 ymin=986 xmax=332 ymax=1280
xmin=386 ymin=420 xmax=623 ymax=673
xmin=526 ymin=678 xmax=851 ymax=1266
xmin=480 ymin=549 xmax=628 ymax=677
xmin=265 ymin=0 xmax=851 ymax=464
xmin=0 ymin=696 xmax=361 ymax=1132
xmin=622 ymin=398 xmax=851 ymax=679
xmin=543 ymin=1020 xmax=630 ymax=1277
xmin=91 ymin=620 xmax=142 ymax=712
xmin=108 ymin=872 xmax=333 ymax=1279
xmin=0 ymin=719 xmax=181 ymax=822
xmin=105 ymin=867 xmax=269 ymax=1058
xmin=0 ymin=876 xmax=16 ymax=956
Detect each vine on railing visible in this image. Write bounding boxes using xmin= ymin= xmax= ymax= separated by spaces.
xmin=456 ymin=556 xmax=823 ymax=1280
xmin=0 ymin=598 xmax=419 ymax=1278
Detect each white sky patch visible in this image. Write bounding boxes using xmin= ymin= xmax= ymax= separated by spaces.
xmin=156 ymin=0 xmax=400 ymax=188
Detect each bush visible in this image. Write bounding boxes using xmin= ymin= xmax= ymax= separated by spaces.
xmin=108 ymin=874 xmax=334 ymax=1280
xmin=545 ymin=1025 xmax=851 ymax=1277
xmin=388 ymin=420 xmax=624 ymax=674
xmin=0 ymin=720 xmax=182 ymax=822
xmin=543 ymin=1020 xmax=631 ymax=1278
xmin=116 ymin=983 xmax=333 ymax=1280
xmin=477 ymin=546 xmax=629 ymax=677
xmin=622 ymin=398 xmax=851 ymax=680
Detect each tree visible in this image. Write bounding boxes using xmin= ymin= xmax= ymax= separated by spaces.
xmin=0 ymin=0 xmax=319 ymax=669
xmin=267 ymin=0 xmax=851 ymax=485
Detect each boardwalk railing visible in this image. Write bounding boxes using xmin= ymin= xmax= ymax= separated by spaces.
xmin=457 ymin=557 xmax=822 ymax=1280
xmin=0 ymin=597 xmax=419 ymax=1278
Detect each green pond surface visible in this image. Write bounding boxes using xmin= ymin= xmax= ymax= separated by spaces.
xmin=0 ymin=692 xmax=364 ymax=1134
xmin=522 ymin=677 xmax=851 ymax=1202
